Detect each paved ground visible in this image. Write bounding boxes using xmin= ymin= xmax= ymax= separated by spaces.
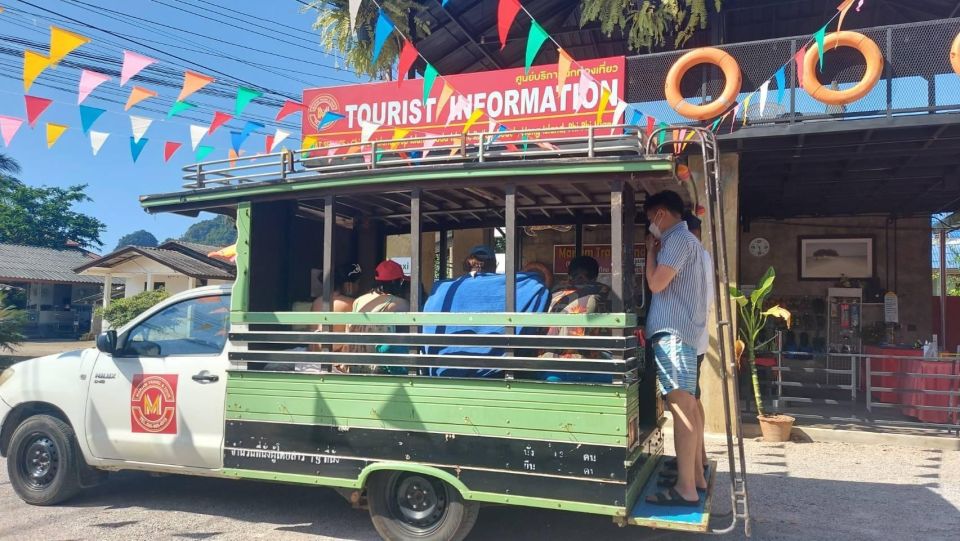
xmin=1 ymin=437 xmax=958 ymax=541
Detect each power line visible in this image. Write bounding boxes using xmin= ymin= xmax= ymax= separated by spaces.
xmin=176 ymin=0 xmax=323 ymax=43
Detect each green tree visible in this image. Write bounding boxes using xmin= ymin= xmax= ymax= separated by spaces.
xmin=115 ymin=230 xmax=159 ymax=250
xmin=0 ymin=291 xmax=25 ymax=353
xmin=181 ymin=215 xmax=237 ymax=246
xmin=0 ymin=177 xmax=106 ymax=249
xmin=0 ymin=153 xmax=21 ymax=176
xmin=95 ymin=289 xmax=170 ymax=328
xmin=580 ymin=0 xmax=722 ymax=49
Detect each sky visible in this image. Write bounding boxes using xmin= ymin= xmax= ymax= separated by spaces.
xmin=0 ymin=0 xmax=367 ymax=253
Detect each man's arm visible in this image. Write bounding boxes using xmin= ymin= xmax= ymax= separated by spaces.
xmin=645 ymin=233 xmax=685 ymax=293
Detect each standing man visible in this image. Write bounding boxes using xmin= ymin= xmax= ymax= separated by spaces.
xmin=643 ymin=191 xmax=709 ymax=506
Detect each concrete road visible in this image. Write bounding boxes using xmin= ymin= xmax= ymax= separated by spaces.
xmin=1 ymin=438 xmax=958 ymax=541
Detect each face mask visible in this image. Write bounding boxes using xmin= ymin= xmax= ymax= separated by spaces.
xmin=649 ymin=211 xmax=664 ymax=239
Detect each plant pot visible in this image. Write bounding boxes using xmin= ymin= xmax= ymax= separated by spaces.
xmin=757 ymin=414 xmax=795 ymax=442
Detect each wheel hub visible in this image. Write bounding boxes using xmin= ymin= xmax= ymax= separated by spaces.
xmin=21 ymin=435 xmax=59 ymax=488
xmin=393 ymin=475 xmax=448 ymax=530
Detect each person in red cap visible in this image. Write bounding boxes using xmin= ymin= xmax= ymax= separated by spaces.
xmin=342 ymin=260 xmax=411 ymax=362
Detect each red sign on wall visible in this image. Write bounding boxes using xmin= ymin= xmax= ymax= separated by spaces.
xmin=553 ymin=244 xmax=646 ymax=275
xmin=130 ymin=374 xmax=178 ymax=434
xmin=303 ymin=56 xmax=625 ymax=147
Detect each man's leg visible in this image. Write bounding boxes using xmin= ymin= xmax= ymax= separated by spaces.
xmin=665 ymin=389 xmax=700 ymax=502
xmin=694 ymin=399 xmax=707 ymax=489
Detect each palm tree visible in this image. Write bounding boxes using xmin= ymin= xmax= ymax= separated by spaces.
xmin=0 ymin=153 xmax=20 ymax=176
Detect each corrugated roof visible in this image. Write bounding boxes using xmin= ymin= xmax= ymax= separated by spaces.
xmin=0 ymin=243 xmax=104 ymax=284
xmin=75 ymin=245 xmax=235 ymax=280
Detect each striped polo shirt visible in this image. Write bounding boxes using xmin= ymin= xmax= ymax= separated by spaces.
xmin=646 ymin=221 xmax=708 ymax=348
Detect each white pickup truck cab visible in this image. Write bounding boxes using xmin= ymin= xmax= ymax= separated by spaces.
xmin=0 ymin=285 xmax=232 ymax=504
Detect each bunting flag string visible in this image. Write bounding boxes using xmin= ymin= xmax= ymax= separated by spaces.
xmin=230 ymin=130 xmax=249 ymax=153
xmin=48 ymin=26 xmax=90 ymax=65
xmin=836 ymin=0 xmax=856 ymax=35
xmin=741 ymin=94 xmax=753 ymax=126
xmin=25 ymin=95 xmax=53 ymax=127
xmin=575 ymin=69 xmax=596 ymax=112
xmin=397 ymin=40 xmax=418 ymax=85
xmin=758 ymin=80 xmax=770 ymax=118
xmin=814 ymin=24 xmax=827 ymax=71
xmin=130 ymin=115 xmax=153 ymax=143
xmin=371 ymin=9 xmax=394 ymax=65
xmin=556 ymin=48 xmax=573 ymax=94
xmin=196 ymin=145 xmax=215 ymax=161
xmin=0 ymin=116 xmax=24 ymax=147
xmin=595 ymin=86 xmax=611 ymax=125
xmin=209 ymin=111 xmax=233 ymax=135
xmin=264 ymin=133 xmax=275 ymax=154
xmin=774 ymin=66 xmax=786 ymax=104
xmin=275 ymin=100 xmax=303 ymax=122
xmin=77 ymin=70 xmax=110 ymax=104
xmin=435 ymin=83 xmax=455 ymax=123
xmin=168 ymin=100 xmax=196 ymax=119
xmin=120 ymin=50 xmax=157 ymax=85
xmin=498 ymin=0 xmax=522 ymax=49
xmin=422 ymin=64 xmax=439 ymax=104
xmin=163 ymin=141 xmax=182 ymax=163
xmin=89 ymin=131 xmax=109 ymax=156
xmin=795 ymin=45 xmax=807 ymax=87
xmin=46 ymin=123 xmax=67 ymax=148
xmin=23 ymin=50 xmax=51 ymax=92
xmin=235 ymin=86 xmax=262 ymax=116
xmin=462 ymin=108 xmax=485 ymax=134
xmin=79 ymin=105 xmax=105 ymax=134
xmin=129 ymin=136 xmax=148 ymax=162
xmin=189 ymin=124 xmax=207 ymax=151
xmin=124 ymin=86 xmax=157 ymax=111
xmin=178 ymin=71 xmax=215 ymax=102
xmin=240 ymin=120 xmax=264 ymax=141
xmin=359 ymin=119 xmax=381 ymax=143
xmin=524 ymin=19 xmax=550 ymax=74
xmin=270 ymin=128 xmax=290 ymax=151
xmin=348 ymin=0 xmax=362 ymax=33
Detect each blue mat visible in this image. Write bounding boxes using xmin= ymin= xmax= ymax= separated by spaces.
xmin=628 ymin=456 xmax=716 ymax=532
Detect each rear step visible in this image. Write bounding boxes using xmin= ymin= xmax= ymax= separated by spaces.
xmin=627 ymin=455 xmax=717 ymax=532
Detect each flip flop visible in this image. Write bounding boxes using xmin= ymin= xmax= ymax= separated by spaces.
xmin=656 ymin=477 xmax=709 ymax=492
xmin=645 ymin=487 xmax=700 ymax=507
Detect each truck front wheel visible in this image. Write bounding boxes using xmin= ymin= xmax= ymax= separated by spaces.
xmin=7 ymin=414 xmax=82 ymax=505
xmin=367 ymin=471 xmax=479 ymax=541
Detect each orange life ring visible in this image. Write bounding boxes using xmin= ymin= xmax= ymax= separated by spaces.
xmin=951 ymin=31 xmax=960 ymax=76
xmin=665 ymin=47 xmax=742 ymax=121
xmin=802 ymin=31 xmax=883 ymax=106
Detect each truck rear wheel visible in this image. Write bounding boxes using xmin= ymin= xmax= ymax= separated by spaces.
xmin=367 ymin=471 xmax=479 ymax=541
xmin=6 ymin=414 xmax=82 ymax=505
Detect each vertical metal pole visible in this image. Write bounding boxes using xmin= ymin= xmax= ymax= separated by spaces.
xmin=280 ymin=151 xmax=288 ymax=182
xmin=438 ymin=229 xmax=449 ymax=280
xmin=574 ymin=219 xmax=584 ymax=257
xmin=371 ymin=141 xmax=378 ymax=169
xmin=939 ymin=227 xmax=948 ymax=349
xmin=865 ymin=356 xmax=872 ymax=413
xmin=776 ymin=330 xmax=784 ymax=408
xmin=789 ymin=40 xmax=797 ymax=122
xmin=479 ymin=134 xmax=486 ymax=162
xmin=885 ymin=28 xmax=893 ymax=117
xmin=196 ymin=163 xmax=205 ymax=189
xmin=504 ymin=184 xmax=517 ymax=381
xmin=610 ymin=179 xmax=625 ymax=312
xmin=409 ymin=189 xmax=423 ymax=376
xmin=588 ymin=125 xmax=595 ymax=158
xmin=322 ymin=196 xmax=335 ymax=311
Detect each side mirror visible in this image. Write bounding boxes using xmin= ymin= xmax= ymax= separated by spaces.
xmin=96 ymin=330 xmax=117 ymax=354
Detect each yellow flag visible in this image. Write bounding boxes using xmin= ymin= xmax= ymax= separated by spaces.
xmin=301 ymin=135 xmax=318 ymax=158
xmin=23 ymin=50 xmax=51 ymax=92
xmin=595 ymin=86 xmax=611 ymax=125
xmin=49 ymin=26 xmax=90 ymax=64
xmin=389 ymin=128 xmax=410 ymax=149
xmin=46 ymin=123 xmax=68 ymax=148
xmin=436 ymin=83 xmax=455 ymax=123
xmin=462 ymin=108 xmax=485 ymax=134
xmin=556 ymin=48 xmax=573 ymax=94
xmin=742 ymin=94 xmax=753 ymax=126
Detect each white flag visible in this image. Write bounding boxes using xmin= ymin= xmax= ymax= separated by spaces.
xmin=349 ymin=0 xmax=362 ymax=33
xmin=359 ymin=119 xmax=381 ymax=143
xmin=89 ymin=131 xmax=109 ymax=156
xmin=129 ymin=115 xmax=152 ymax=143
xmin=189 ymin=124 xmax=207 ymax=151
xmin=421 ymin=133 xmax=439 ymax=159
xmin=758 ymin=80 xmax=770 ymax=119
xmin=611 ymin=100 xmax=628 ymax=125
xmin=270 ymin=128 xmax=290 ymax=152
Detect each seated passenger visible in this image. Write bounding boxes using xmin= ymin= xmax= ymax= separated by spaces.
xmin=310 ymin=262 xmax=361 ymax=353
xmin=424 ymin=245 xmax=550 ymax=378
xmin=522 ymin=260 xmax=554 ymax=290
xmin=344 ymin=260 xmax=411 ymax=374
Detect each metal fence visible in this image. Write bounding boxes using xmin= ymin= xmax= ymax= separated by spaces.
xmin=625 ymin=18 xmax=960 ymax=127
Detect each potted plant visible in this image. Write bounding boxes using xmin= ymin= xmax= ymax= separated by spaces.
xmin=730 ymin=267 xmax=795 ymax=442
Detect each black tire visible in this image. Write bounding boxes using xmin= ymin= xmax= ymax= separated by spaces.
xmin=6 ymin=414 xmax=82 ymax=505
xmin=367 ymin=471 xmax=479 ymax=541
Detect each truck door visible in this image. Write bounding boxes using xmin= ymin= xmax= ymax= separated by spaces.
xmin=84 ymin=293 xmax=231 ymax=469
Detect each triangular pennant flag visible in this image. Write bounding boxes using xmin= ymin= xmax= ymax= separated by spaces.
xmin=348 ymin=0 xmax=362 ymax=33
xmin=230 ymin=130 xmax=249 ymax=153
xmin=23 ymin=50 xmax=51 ymax=92
xmin=178 ymin=71 xmax=214 ymax=102
xmin=189 ymin=124 xmax=207 ymax=151
xmin=397 ymin=40 xmax=418 ymax=85
xmin=130 ymin=115 xmax=153 ymax=143
xmin=389 ymin=127 xmax=410 ymax=149
xmin=77 ymin=70 xmax=110 ymax=104
xmin=774 ymin=66 xmax=786 ymax=103
xmin=758 ymin=80 xmax=770 ymax=118
xmin=630 ymin=106 xmax=643 ymax=127
xmin=646 ymin=116 xmax=656 ymax=138
xmin=196 ymin=145 xmax=215 ymax=161
xmin=556 ymin=48 xmax=573 ymax=94
xmin=657 ymin=122 xmax=669 ymax=147
xmin=124 ymin=86 xmax=157 ymax=111
xmin=436 ymin=83 xmax=455 ymax=123
xmin=795 ymin=45 xmax=807 ymax=87
xmin=79 ymin=105 xmax=105 ymax=134
xmin=275 ymin=100 xmax=303 ymax=122
xmin=167 ymin=100 xmax=196 ymax=119
xmin=301 ymin=135 xmax=318 ymax=158
xmin=498 ymin=0 xmax=522 ymax=49
xmin=742 ymin=94 xmax=753 ymax=126
xmin=24 ymin=95 xmax=53 ymax=128
xmin=422 ymin=64 xmax=439 ymax=104
xmin=611 ymin=100 xmax=628 ymax=134
xmin=46 ymin=123 xmax=68 ymax=149
xmin=229 ymin=148 xmax=244 ymax=168
xmin=129 ymin=136 xmax=148 ymax=162
xmin=49 ymin=26 xmax=90 ymax=64
xmin=372 ymin=9 xmax=395 ymax=65
xmin=264 ymin=134 xmax=275 ymax=154
xmin=89 ymin=130 xmax=109 ymax=156
xmin=270 ymin=128 xmax=290 ymax=151
xmin=0 ymin=116 xmax=24 ymax=147
xmin=163 ymin=141 xmax=182 ymax=163
xmin=208 ymin=111 xmax=232 ymax=135
xmin=235 ymin=86 xmax=262 ymax=116
xmin=421 ymin=133 xmax=440 ymax=158
xmin=241 ymin=120 xmax=264 ymax=140
xmin=462 ymin=108 xmax=485 ymax=134
xmin=489 ymin=123 xmax=508 ymax=146
xmin=595 ymin=86 xmax=612 ymax=125
xmin=710 ymin=117 xmax=722 ymax=132
xmin=837 ymin=0 xmax=855 ymax=34
xmin=318 ymin=111 xmax=345 ymax=130
xmin=524 ymin=19 xmax=550 ymax=74
xmin=814 ymin=25 xmax=827 ymax=71
xmin=673 ymin=129 xmax=683 ymax=155
xmin=576 ymin=69 xmax=596 ymax=112
xmin=359 ymin=120 xmax=381 ymax=143
xmin=730 ymin=103 xmax=741 ymax=133
xmin=120 ymin=50 xmax=157 ymax=85
xmin=857 ymin=0 xmax=865 ymax=11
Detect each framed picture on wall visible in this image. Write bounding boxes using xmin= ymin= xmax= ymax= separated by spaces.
xmin=798 ymin=237 xmax=874 ymax=280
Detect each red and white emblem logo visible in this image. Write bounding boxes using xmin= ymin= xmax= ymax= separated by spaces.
xmin=130 ymin=374 xmax=178 ymax=434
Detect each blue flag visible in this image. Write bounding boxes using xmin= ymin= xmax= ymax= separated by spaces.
xmin=317 ymin=111 xmax=345 ymax=131
xmin=230 ymin=130 xmax=249 ymax=153
xmin=372 ymin=9 xmax=395 ymax=64
xmin=774 ymin=66 xmax=786 ymax=103
xmin=129 ymin=136 xmax=148 ymax=163
xmin=79 ymin=105 xmax=105 ymax=134
xmin=240 ymin=120 xmax=265 ymax=141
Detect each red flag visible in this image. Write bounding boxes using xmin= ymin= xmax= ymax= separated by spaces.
xmin=397 ymin=40 xmax=418 ymax=86
xmin=275 ymin=99 xmax=303 ymax=122
xmin=208 ymin=111 xmax=232 ymax=135
xmin=794 ymin=45 xmax=806 ymax=87
xmin=163 ymin=141 xmax=182 ymax=162
xmin=265 ymin=134 xmax=275 ymax=154
xmin=498 ymin=0 xmax=522 ymax=50
xmin=24 ymin=95 xmax=53 ymax=128
xmin=645 ymin=116 xmax=656 ymax=138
